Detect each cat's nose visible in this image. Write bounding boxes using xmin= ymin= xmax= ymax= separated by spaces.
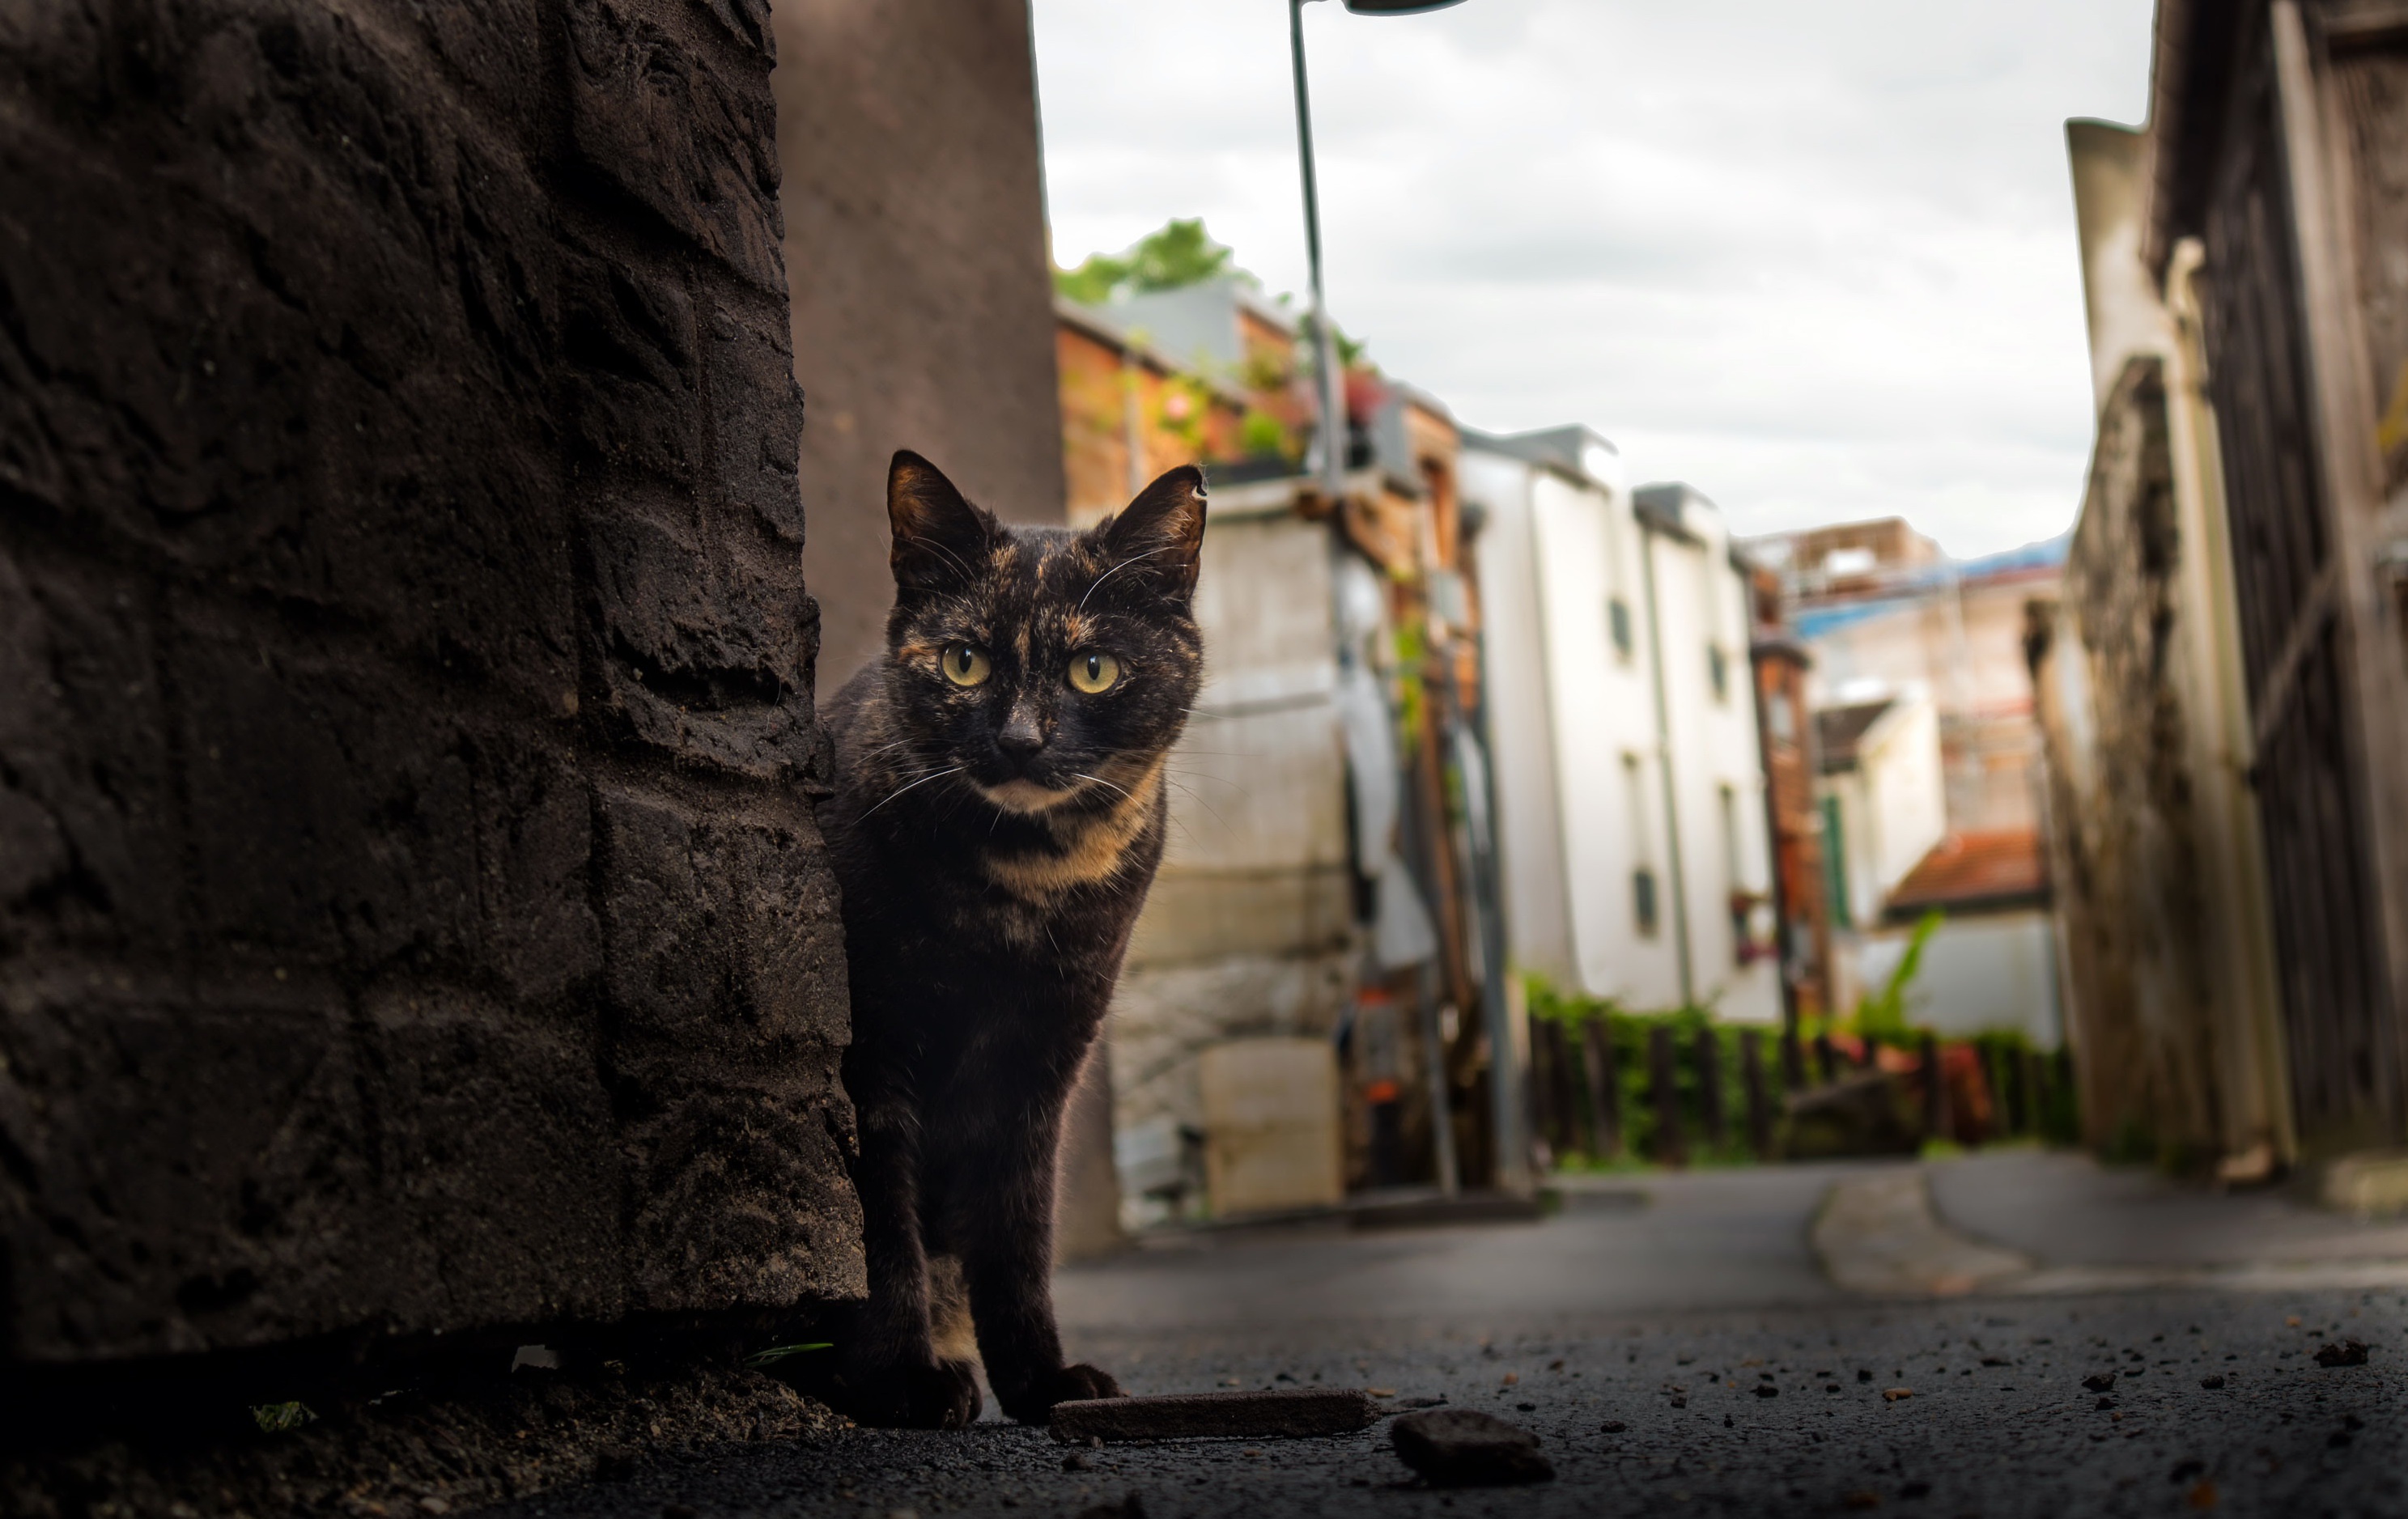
xmin=997 ymin=709 xmax=1044 ymax=765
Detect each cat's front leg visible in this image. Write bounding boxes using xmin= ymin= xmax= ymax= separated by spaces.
xmin=958 ymin=1137 xmax=1122 ymax=1424
xmin=837 ymin=1088 xmax=983 ymax=1429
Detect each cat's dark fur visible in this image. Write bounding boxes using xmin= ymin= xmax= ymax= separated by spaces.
xmin=812 ymin=451 xmax=1206 ymax=1428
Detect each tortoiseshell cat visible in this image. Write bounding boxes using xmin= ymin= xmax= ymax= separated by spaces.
xmin=813 ymin=451 xmax=1206 ymax=1428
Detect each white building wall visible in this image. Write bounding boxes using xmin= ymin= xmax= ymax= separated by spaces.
xmin=1819 ymin=694 xmax=1946 ymax=930
xmin=1644 ymin=505 xmax=1782 ymax=1024
xmin=1531 ymin=469 xmax=1671 ymax=1003
xmin=1857 ymin=910 xmax=2062 ymax=1045
xmin=1860 ymin=698 xmax=1948 ymax=906
xmin=1464 ymin=448 xmax=1574 ymax=985
xmin=1110 ymin=501 xmax=1357 ymax=1217
xmin=1468 ymin=440 xmax=1777 ymax=1019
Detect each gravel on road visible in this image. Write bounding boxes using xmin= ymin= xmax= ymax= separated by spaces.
xmin=483 ymin=1287 xmax=2404 ymax=1519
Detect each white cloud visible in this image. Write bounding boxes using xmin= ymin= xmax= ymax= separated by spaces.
xmin=1030 ymin=0 xmax=2155 ymax=558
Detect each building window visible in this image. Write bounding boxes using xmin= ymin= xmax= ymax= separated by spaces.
xmin=1608 ymin=596 xmax=1633 ymax=660
xmin=1720 ymin=783 xmax=1752 ymax=966
xmin=1767 ymin=689 xmax=1796 ymax=744
xmin=1708 ymin=643 xmax=1729 ymax=702
xmin=1623 ymin=753 xmax=1657 ymax=937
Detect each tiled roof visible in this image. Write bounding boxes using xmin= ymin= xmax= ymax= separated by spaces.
xmin=1887 ymin=829 xmax=2049 ymax=919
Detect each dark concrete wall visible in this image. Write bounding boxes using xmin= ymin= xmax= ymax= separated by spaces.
xmin=0 ymin=0 xmax=860 ymax=1367
xmin=771 ymin=0 xmax=1068 ymax=685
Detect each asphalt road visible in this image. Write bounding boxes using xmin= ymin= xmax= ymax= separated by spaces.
xmin=485 ymin=1160 xmax=2407 ymax=1519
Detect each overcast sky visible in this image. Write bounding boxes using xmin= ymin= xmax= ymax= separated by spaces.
xmin=1029 ymin=1 xmax=2156 ymax=559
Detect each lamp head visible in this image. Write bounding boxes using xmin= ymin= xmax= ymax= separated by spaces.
xmin=1339 ymin=0 xmax=1467 ymax=12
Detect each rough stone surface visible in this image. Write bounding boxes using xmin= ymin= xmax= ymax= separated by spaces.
xmin=0 ymin=0 xmax=858 ymax=1370
xmin=1048 ymin=1388 xmax=1378 ymax=1444
xmin=1 ymin=1356 xmax=845 ymax=1518
xmin=1388 ymin=1408 xmax=1554 ymax=1487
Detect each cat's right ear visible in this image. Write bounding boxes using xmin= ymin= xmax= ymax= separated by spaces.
xmin=887 ymin=451 xmax=999 ymax=596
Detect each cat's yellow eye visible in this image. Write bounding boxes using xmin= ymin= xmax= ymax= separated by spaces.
xmin=941 ymin=642 xmax=992 ymax=687
xmin=1068 ymin=651 xmax=1120 ymax=694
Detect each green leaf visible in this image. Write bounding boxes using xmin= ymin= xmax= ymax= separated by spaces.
xmin=744 ymin=1342 xmax=835 ymax=1368
xmin=251 ymin=1401 xmax=317 ymax=1434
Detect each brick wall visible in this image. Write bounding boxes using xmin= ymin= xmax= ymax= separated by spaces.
xmin=0 ymin=0 xmax=860 ymax=1368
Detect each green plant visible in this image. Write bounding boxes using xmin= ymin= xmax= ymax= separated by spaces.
xmin=743 ymin=1341 xmax=835 ymax=1368
xmin=1851 ymin=910 xmax=1943 ymax=1039
xmin=1238 ymin=406 xmax=1292 ymax=459
xmin=251 ymin=1401 xmax=316 ymax=1434
xmin=1391 ymin=617 xmax=1428 ymax=757
xmin=1524 ymin=978 xmax=1765 ymax=1169
xmin=1055 ymin=218 xmax=1254 ymax=304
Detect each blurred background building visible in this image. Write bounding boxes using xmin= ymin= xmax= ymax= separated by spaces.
xmin=1463 ymin=436 xmax=1782 ymax=1025
xmin=1743 ymin=521 xmax=2067 ymax=1046
xmin=2031 ymin=0 xmax=2408 ymax=1202
xmin=1055 ymin=261 xmax=1518 ymax=1224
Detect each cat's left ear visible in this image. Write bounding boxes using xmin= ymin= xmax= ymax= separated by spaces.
xmin=1098 ymin=465 xmax=1208 ymax=602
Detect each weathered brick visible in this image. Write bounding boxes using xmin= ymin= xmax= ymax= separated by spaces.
xmin=0 ymin=549 xmax=181 ymax=960
xmin=0 ymin=976 xmax=362 ymax=1360
xmin=710 ymin=296 xmax=807 ymax=545
xmin=0 ymin=0 xmax=856 ymax=1370
xmin=597 ymin=784 xmax=857 ymax=1312
xmin=563 ymin=248 xmax=701 ymax=484
xmin=346 ymin=992 xmax=626 ymax=1330
xmin=585 ymin=502 xmax=816 ymax=780
xmin=596 ymin=786 xmax=849 ymax=1057
xmin=566 ymin=0 xmax=786 ymax=293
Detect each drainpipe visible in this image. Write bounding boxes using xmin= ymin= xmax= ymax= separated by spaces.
xmin=1752 ymin=639 xmax=1799 ymax=1065
xmin=1466 ymin=616 xmax=1531 ymax=1195
xmin=1638 ymin=511 xmax=1697 ymax=1008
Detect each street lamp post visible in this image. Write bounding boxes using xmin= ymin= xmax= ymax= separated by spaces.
xmin=1286 ymin=0 xmax=1466 ymax=505
xmin=1283 ymin=0 xmax=1528 ymax=1199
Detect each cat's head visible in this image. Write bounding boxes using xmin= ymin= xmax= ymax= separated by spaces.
xmin=877 ymin=451 xmax=1207 ymax=815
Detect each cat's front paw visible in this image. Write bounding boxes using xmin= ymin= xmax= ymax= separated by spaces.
xmin=1055 ymin=1362 xmax=1123 ymax=1403
xmin=834 ymin=1357 xmax=983 ymax=1429
xmin=998 ymin=1361 xmax=1123 ymax=1424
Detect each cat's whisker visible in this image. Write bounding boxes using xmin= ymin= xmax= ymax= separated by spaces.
xmin=1072 ymin=771 xmax=1133 ymax=802
xmin=1164 ymin=766 xmax=1251 ymax=798
xmin=1076 ymin=545 xmax=1175 ymax=615
xmin=861 ymin=765 xmax=965 ymax=817
xmin=915 ymin=536 xmax=979 ymax=583
xmin=1161 ymin=775 xmax=1234 ymax=834
xmin=1162 ymin=765 xmax=1237 ymax=786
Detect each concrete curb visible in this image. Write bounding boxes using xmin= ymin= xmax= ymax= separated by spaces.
xmin=1812 ymin=1169 xmax=2408 ymax=1299
xmin=1811 ymin=1170 xmax=2033 ymax=1296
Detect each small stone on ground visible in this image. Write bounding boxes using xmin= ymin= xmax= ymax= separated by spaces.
xmin=1388 ymin=1408 xmax=1554 ymax=1487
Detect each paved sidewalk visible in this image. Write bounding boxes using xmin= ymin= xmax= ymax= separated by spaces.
xmin=1053 ymin=1164 xmax=1876 ymax=1338
xmin=1929 ymin=1150 xmax=2408 ymax=1270
xmin=1815 ymin=1151 xmax=2408 ymax=1300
